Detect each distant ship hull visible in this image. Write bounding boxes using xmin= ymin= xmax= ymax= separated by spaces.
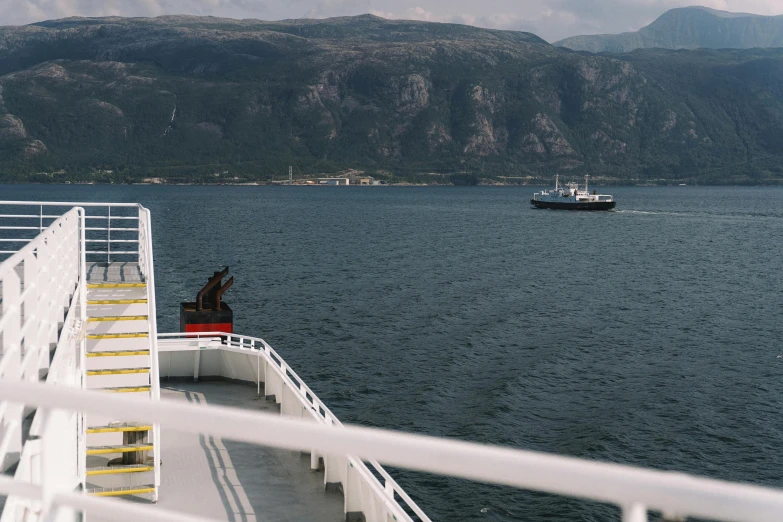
xmin=530 ymin=199 xmax=616 ymax=211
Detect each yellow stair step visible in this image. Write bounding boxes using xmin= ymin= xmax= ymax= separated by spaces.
xmin=103 ymin=386 xmax=151 ymax=393
xmin=88 ymin=315 xmax=148 ymax=322
xmin=87 ymin=444 xmax=154 ymax=455
xmin=87 ymin=465 xmax=154 ymax=476
xmin=87 ymin=283 xmax=146 ymax=289
xmin=87 ymin=424 xmax=152 ymax=434
xmin=87 ymin=299 xmax=147 ymax=305
xmin=87 ymin=332 xmax=148 ymax=340
xmin=88 ymin=485 xmax=155 ymax=497
xmin=87 ymin=368 xmax=150 ymax=376
xmin=87 ymin=350 xmax=149 ymax=357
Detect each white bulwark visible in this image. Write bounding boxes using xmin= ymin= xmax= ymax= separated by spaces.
xmin=0 ymin=200 xmax=780 ymax=522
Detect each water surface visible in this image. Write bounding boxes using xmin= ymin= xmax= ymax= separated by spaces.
xmin=3 ymin=184 xmax=782 ymax=521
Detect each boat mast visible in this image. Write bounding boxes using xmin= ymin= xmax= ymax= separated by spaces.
xmin=555 ymin=174 xmax=559 ymax=191
xmin=584 ymin=174 xmax=589 ymax=193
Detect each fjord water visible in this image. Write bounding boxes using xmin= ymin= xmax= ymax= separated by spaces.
xmin=5 ymin=185 xmax=782 ymax=521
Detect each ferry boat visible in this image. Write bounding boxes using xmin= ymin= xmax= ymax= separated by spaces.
xmin=0 ymin=199 xmax=778 ymax=522
xmin=531 ymin=175 xmax=616 ymax=210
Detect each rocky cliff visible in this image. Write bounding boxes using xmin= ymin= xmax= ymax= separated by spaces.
xmin=0 ymin=14 xmax=782 ymax=184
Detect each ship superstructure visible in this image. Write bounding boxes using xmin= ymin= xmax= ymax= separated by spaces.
xmin=0 ymin=200 xmax=779 ymax=522
xmin=531 ymin=175 xmax=616 ymax=210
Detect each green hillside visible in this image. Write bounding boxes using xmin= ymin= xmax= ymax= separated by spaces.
xmin=1 ymin=14 xmax=782 ymax=184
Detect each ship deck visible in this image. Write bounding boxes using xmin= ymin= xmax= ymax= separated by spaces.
xmin=86 ymin=261 xmax=144 ymax=283
xmin=94 ymin=381 xmax=344 ymax=522
xmin=82 ymin=262 xmax=344 ymax=521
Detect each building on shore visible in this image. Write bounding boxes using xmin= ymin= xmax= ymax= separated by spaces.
xmin=318 ymin=177 xmax=350 ymax=185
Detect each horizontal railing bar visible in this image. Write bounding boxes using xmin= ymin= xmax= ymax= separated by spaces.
xmin=0 ymin=226 xmax=40 ymax=230
xmin=85 ymin=251 xmax=138 ymax=254
xmin=84 ymin=239 xmax=139 ymax=243
xmin=85 ymin=227 xmax=139 ymax=232
xmin=0 ymin=201 xmax=142 ymax=208
xmin=2 ymin=381 xmax=783 ymax=522
xmin=85 ymin=216 xmax=138 ymax=220
xmin=0 ymin=238 xmax=32 ymax=242
xmin=0 ymin=475 xmax=43 ymax=500
xmin=0 ymin=214 xmax=76 ymax=220
xmin=0 ymin=214 xmax=137 ymax=220
xmin=0 ymin=214 xmax=136 ymax=220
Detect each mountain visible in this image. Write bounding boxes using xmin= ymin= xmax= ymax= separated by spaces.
xmin=556 ymin=7 xmax=783 ymax=53
xmin=0 ymin=15 xmax=783 ymax=184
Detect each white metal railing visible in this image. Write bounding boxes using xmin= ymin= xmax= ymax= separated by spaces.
xmin=158 ymin=331 xmax=431 ymax=522
xmin=0 ymin=206 xmax=86 ymax=522
xmin=0 ymin=201 xmax=162 ymax=516
xmin=2 ymin=380 xmax=783 ymax=522
xmin=138 ymin=207 xmax=162 ymax=493
xmin=0 ymin=201 xmax=142 ymax=262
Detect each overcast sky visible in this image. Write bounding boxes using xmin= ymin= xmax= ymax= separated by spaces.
xmin=1 ymin=0 xmax=782 ymax=42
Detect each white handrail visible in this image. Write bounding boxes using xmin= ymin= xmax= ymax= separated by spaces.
xmin=0 ymin=201 xmax=142 ymax=207
xmin=2 ymin=380 xmax=783 ymax=522
xmin=138 ymin=208 xmax=162 ymax=496
xmin=0 ymin=202 xmax=141 ymax=258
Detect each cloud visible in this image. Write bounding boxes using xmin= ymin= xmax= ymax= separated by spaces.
xmin=1 ymin=0 xmax=782 ymax=41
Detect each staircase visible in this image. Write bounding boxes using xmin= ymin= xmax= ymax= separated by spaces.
xmin=83 ymin=263 xmax=159 ymax=500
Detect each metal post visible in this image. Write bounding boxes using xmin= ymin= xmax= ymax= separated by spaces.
xmin=107 ymin=206 xmax=111 ymax=264
xmin=1 ymin=271 xmax=22 ymax=473
xmin=39 ymin=205 xmax=43 ymax=233
xmin=622 ymin=503 xmax=646 ymax=522
xmin=78 ymin=208 xmax=87 ymax=489
xmin=41 ymin=407 xmax=78 ymax=522
xmin=193 ymin=351 xmax=201 ymax=383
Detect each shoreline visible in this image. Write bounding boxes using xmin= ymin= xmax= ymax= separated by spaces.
xmin=2 ymin=181 xmax=783 ymax=187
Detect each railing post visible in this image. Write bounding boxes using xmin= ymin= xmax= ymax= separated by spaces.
xmin=193 ymin=351 xmax=201 ymax=382
xmin=23 ymin=251 xmax=44 ymax=378
xmin=622 ymin=503 xmax=647 ymax=522
xmin=41 ymin=408 xmax=78 ymax=522
xmin=105 ymin=206 xmax=110 ymax=264
xmin=310 ymin=447 xmax=319 ymax=471
xmin=78 ymin=208 xmax=87 ymax=490
xmin=0 ymin=270 xmax=22 ymax=473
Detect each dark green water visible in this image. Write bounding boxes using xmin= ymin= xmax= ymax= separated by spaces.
xmin=2 ymin=185 xmax=782 ymax=521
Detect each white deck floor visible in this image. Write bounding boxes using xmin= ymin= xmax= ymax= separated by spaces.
xmin=94 ymin=381 xmax=345 ymax=522
xmin=86 ymin=262 xmax=144 ymax=283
